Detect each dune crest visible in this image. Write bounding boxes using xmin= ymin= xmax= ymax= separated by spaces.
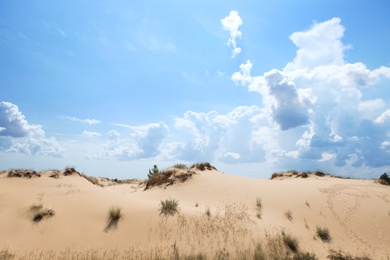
xmin=0 ymin=167 xmax=389 ymax=259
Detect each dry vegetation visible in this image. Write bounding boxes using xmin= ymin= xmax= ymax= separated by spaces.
xmin=28 ymin=203 xmax=55 ymax=223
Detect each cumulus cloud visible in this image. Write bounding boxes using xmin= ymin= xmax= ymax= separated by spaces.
xmin=0 ymin=101 xmax=44 ymax=138
xmin=60 ymin=115 xmax=101 ymax=125
xmin=221 ymin=10 xmax=242 ymax=58
xmin=230 ymin=17 xmax=390 ymax=174
xmin=82 ymin=131 xmax=102 ymax=137
xmin=232 ymin=62 xmax=316 ymax=130
xmin=0 ymin=101 xmax=64 ymax=157
xmin=91 ymin=122 xmax=169 ymax=160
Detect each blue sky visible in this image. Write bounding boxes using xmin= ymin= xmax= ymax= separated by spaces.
xmin=1 ymin=0 xmax=390 ymax=179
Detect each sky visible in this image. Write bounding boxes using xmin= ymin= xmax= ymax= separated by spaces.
xmin=1 ymin=0 xmax=390 ymax=179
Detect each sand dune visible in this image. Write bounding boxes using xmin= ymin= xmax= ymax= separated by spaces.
xmin=0 ymin=167 xmax=389 ymax=259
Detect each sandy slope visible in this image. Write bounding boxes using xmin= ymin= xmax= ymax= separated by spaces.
xmin=0 ymin=168 xmax=389 ymax=259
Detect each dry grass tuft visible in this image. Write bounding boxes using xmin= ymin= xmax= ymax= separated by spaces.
xmin=104 ymin=206 xmax=122 ymax=232
xmin=285 ymin=210 xmax=293 ymax=221
xmin=29 ymin=203 xmax=55 ymax=223
xmin=316 ymin=226 xmax=331 ymax=242
xmin=159 ymin=199 xmax=179 ymax=216
xmin=327 ymin=249 xmax=371 ymax=260
xmin=256 ymin=197 xmax=263 ymax=219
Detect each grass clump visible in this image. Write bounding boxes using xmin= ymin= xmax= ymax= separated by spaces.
xmin=316 ymin=226 xmax=331 ymax=242
xmin=327 ymin=250 xmax=371 ymax=260
xmin=256 ymin=197 xmax=263 ymax=219
xmin=159 ymin=198 xmax=179 ymax=216
xmin=282 ymin=232 xmax=299 ymax=253
xmin=172 ymin=163 xmax=187 ymax=169
xmin=108 ymin=206 xmax=122 ymax=221
xmin=285 ymin=210 xmax=293 ymax=221
xmin=293 ymin=252 xmax=318 ymax=260
xmin=104 ymin=206 xmax=122 ymax=232
xmin=0 ymin=247 xmax=14 ymax=260
xmin=29 ymin=203 xmax=55 ymax=222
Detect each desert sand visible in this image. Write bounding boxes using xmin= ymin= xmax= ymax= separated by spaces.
xmin=0 ymin=165 xmax=389 ymax=259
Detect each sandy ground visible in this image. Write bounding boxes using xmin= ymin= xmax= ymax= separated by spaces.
xmin=0 ymin=167 xmax=389 ymax=259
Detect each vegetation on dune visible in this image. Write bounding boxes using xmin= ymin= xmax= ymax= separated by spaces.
xmin=29 ymin=203 xmax=55 ymax=223
xmin=378 ymin=172 xmax=390 ymax=185
xmin=159 ymin=198 xmax=179 ymax=216
xmin=316 ymin=226 xmax=331 ymax=242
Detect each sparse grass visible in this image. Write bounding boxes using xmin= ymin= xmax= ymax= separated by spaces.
xmin=282 ymin=232 xmax=299 ymax=253
xmin=327 ymin=249 xmax=371 ymax=260
xmin=159 ymin=198 xmax=179 ymax=216
xmin=285 ymin=210 xmax=293 ymax=221
xmin=253 ymin=243 xmax=266 ymax=260
xmin=256 ymin=197 xmax=263 ymax=219
xmin=29 ymin=203 xmax=55 ymax=222
xmin=316 ymin=226 xmax=331 ymax=242
xmin=293 ymin=252 xmax=318 ymax=260
xmin=172 ymin=163 xmax=187 ymax=169
xmin=205 ymin=207 xmax=211 ymax=217
xmin=108 ymin=206 xmax=122 ymax=221
xmin=0 ymin=247 xmax=14 ymax=260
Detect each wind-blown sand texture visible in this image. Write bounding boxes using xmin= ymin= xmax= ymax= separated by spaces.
xmin=0 ymin=167 xmax=389 ymax=259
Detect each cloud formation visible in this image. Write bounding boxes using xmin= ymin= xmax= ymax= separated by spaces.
xmin=232 ymin=17 xmax=390 ymax=174
xmin=221 ymin=10 xmax=242 ymax=58
xmin=0 ymin=102 xmax=64 ymax=157
xmin=60 ymin=115 xmax=101 ymax=125
xmin=89 ymin=122 xmax=169 ymax=160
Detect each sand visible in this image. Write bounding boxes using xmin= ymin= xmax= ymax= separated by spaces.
xmin=0 ymin=167 xmax=389 ymax=259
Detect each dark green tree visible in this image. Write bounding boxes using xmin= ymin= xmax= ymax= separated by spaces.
xmin=148 ymin=165 xmax=159 ymax=179
xmin=379 ymin=172 xmax=390 ymax=185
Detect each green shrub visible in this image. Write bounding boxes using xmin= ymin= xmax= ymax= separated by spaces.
xmin=148 ymin=165 xmax=159 ymax=179
xmin=379 ymin=173 xmax=390 ymax=185
xmin=159 ymin=199 xmax=179 ymax=216
xmin=316 ymin=226 xmax=331 ymax=242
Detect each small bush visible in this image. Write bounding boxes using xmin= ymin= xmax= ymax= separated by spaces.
xmin=29 ymin=203 xmax=55 ymax=222
xmin=159 ymin=199 xmax=179 ymax=216
xmin=379 ymin=173 xmax=390 ymax=185
xmin=285 ymin=210 xmax=293 ymax=221
xmin=314 ymin=170 xmax=326 ymax=177
xmin=108 ymin=206 xmax=122 ymax=221
xmin=316 ymin=226 xmax=331 ymax=242
xmin=282 ymin=233 xmax=299 ymax=253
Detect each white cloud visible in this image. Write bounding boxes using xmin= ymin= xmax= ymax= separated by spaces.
xmin=0 ymin=101 xmax=64 ymax=157
xmin=229 ymin=17 xmax=390 ymax=172
xmin=221 ymin=10 xmax=242 ymax=58
xmin=375 ymin=109 xmax=390 ymax=124
xmin=90 ymin=122 xmax=169 ymax=160
xmin=82 ymin=131 xmax=102 ymax=137
xmin=60 ymin=115 xmax=101 ymax=125
xmin=285 ymin=17 xmax=345 ymax=71
xmin=0 ymin=101 xmax=44 ymax=138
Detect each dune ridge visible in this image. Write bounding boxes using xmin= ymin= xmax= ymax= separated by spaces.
xmin=0 ymin=166 xmax=389 ymax=259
